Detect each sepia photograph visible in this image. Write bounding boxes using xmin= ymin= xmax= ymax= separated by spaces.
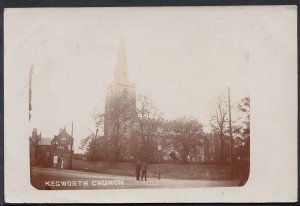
xmin=24 ymin=7 xmax=251 ymax=190
xmin=4 ymin=4 xmax=297 ymax=203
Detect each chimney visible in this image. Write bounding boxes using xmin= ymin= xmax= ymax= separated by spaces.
xmin=32 ymin=128 xmax=38 ymax=143
xmin=32 ymin=128 xmax=37 ymax=136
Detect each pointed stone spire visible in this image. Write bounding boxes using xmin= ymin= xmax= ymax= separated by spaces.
xmin=114 ymin=34 xmax=129 ymax=85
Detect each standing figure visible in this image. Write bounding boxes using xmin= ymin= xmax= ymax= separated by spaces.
xmin=135 ymin=161 xmax=141 ymax=180
xmin=141 ymin=161 xmax=148 ymax=181
xmin=57 ymin=156 xmax=61 ymax=168
xmin=47 ymin=152 xmax=52 ymax=168
xmin=60 ymin=156 xmax=64 ymax=169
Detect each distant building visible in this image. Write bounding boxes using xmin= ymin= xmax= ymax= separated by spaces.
xmin=192 ymin=137 xmax=210 ymax=162
xmin=104 ymin=36 xmax=137 ymax=161
xmin=160 ymin=136 xmax=178 ymax=161
xmin=160 ymin=135 xmax=210 ymax=163
xmin=207 ymin=134 xmax=231 ymax=162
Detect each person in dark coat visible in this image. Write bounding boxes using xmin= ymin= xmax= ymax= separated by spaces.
xmin=47 ymin=152 xmax=52 ymax=168
xmin=135 ymin=161 xmax=141 ymax=180
xmin=141 ymin=161 xmax=148 ymax=181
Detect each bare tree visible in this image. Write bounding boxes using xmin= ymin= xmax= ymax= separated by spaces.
xmin=210 ymin=95 xmax=228 ymax=162
xmin=235 ymin=96 xmax=250 ymax=156
xmin=238 ymin=96 xmax=250 ymax=138
xmin=79 ymin=112 xmax=105 ymax=160
xmin=93 ymin=112 xmax=105 ymax=139
xmin=135 ymin=95 xmax=164 ymax=162
xmin=80 ymin=112 xmax=104 ymax=149
xmin=235 ymin=96 xmax=250 ymax=185
xmin=105 ymin=93 xmax=136 ymax=161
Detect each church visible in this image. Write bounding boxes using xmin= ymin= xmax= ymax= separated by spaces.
xmin=102 ymin=37 xmax=230 ymax=163
xmin=103 ymin=36 xmax=137 ymax=161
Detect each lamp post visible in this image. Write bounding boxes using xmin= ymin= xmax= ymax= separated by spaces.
xmin=158 ymin=144 xmax=161 ymax=180
xmin=157 ymin=134 xmax=162 ymax=180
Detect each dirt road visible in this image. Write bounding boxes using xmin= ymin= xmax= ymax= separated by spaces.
xmin=31 ymin=167 xmax=240 ymax=190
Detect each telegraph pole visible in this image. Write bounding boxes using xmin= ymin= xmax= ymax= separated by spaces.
xmin=29 ymin=66 xmax=33 ymax=121
xmin=70 ymin=121 xmax=74 ymax=170
xmin=228 ymin=87 xmax=234 ymax=179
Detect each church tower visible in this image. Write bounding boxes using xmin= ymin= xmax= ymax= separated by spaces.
xmin=104 ymin=36 xmax=136 ymax=161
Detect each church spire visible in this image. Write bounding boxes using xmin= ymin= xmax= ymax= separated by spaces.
xmin=114 ymin=34 xmax=129 ymax=85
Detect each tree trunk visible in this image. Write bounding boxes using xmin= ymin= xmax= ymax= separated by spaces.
xmin=220 ymin=134 xmax=224 ymax=162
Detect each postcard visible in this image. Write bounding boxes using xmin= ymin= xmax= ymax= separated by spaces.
xmin=4 ymin=5 xmax=297 ymax=203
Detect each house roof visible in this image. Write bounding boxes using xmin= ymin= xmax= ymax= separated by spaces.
xmin=38 ymin=138 xmax=52 ymax=146
xmin=54 ymin=130 xmax=72 ymax=138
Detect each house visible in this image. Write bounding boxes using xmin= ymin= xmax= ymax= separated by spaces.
xmin=29 ymin=128 xmax=39 ymax=166
xmin=36 ymin=137 xmax=52 ymax=166
xmin=29 ymin=128 xmax=51 ymax=167
xmin=29 ymin=128 xmax=74 ymax=169
xmin=51 ymin=128 xmax=74 ymax=169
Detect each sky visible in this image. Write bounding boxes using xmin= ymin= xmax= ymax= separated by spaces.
xmin=5 ymin=6 xmax=283 ymax=153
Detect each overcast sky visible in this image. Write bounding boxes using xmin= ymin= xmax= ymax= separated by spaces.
xmin=7 ymin=6 xmax=292 ymax=153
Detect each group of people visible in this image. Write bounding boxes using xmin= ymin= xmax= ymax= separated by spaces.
xmin=135 ymin=161 xmax=148 ymax=181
